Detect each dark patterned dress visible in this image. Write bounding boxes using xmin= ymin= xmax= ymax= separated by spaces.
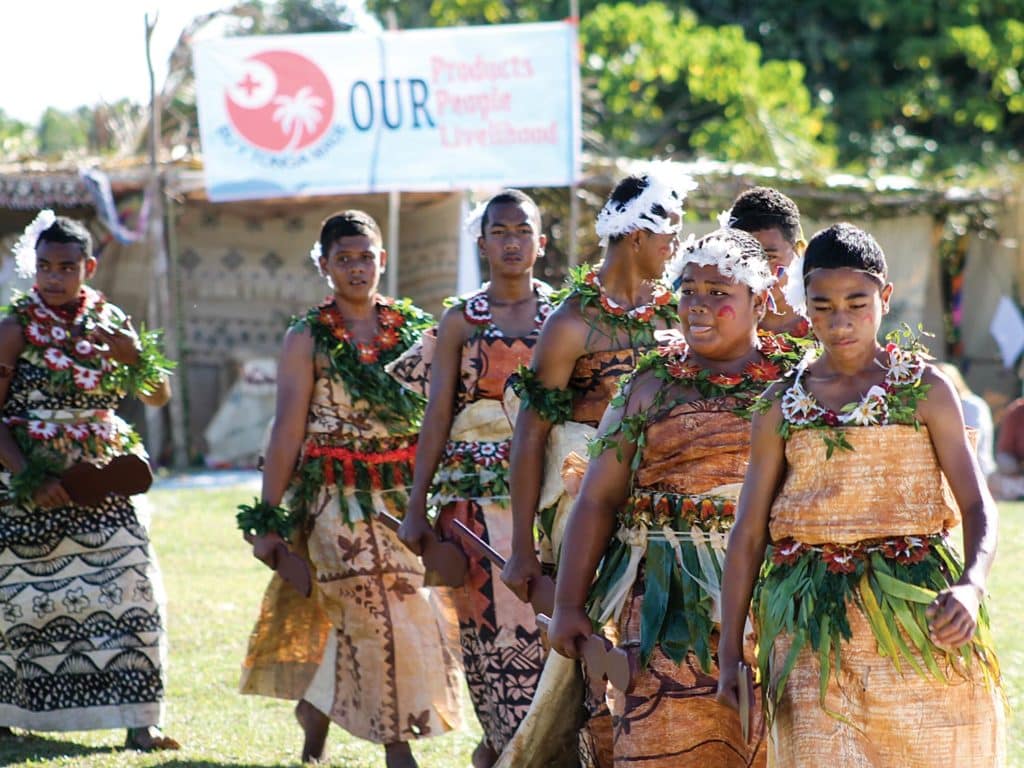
xmin=0 ymin=287 xmax=166 ymax=731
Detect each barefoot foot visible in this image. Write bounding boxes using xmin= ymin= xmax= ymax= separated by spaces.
xmin=124 ymin=726 xmax=181 ymax=751
xmin=295 ymin=699 xmax=329 ymax=763
xmin=472 ymin=739 xmax=498 ymax=768
xmin=385 ymin=741 xmax=418 ymax=768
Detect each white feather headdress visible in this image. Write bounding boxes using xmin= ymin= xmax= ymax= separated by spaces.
xmin=13 ymin=209 xmax=56 ymax=278
xmin=595 ymin=162 xmax=698 ymax=246
xmin=665 ymin=228 xmax=775 ymax=293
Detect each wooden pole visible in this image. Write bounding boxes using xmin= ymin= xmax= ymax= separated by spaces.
xmin=145 ymin=12 xmax=189 ymax=468
xmin=385 ymin=10 xmax=400 ymax=297
xmin=568 ymin=0 xmax=581 ymax=268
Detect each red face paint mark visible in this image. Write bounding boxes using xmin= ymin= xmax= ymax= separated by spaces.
xmin=717 ymin=305 xmax=736 ymax=319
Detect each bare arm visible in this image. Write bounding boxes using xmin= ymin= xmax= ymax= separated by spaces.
xmin=547 ymin=374 xmax=653 ymax=658
xmin=261 ymin=326 xmax=315 ymax=507
xmin=919 ymin=366 xmax=998 ymax=648
xmin=716 ymin=393 xmax=786 ymax=709
xmin=399 ymin=308 xmax=467 ymax=553
xmin=504 ymin=307 xmax=586 ymax=597
xmin=0 ymin=318 xmax=26 ymax=474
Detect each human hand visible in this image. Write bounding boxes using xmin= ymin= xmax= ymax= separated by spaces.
xmin=927 ymin=584 xmax=981 ymax=649
xmin=715 ymin=658 xmax=741 ymax=711
xmin=93 ymin=317 xmax=142 ymax=367
xmin=501 ymin=548 xmax=543 ymax=603
xmin=397 ymin=502 xmax=433 ymax=555
xmin=32 ymin=478 xmax=71 ymax=509
xmin=250 ymin=531 xmax=284 ymax=568
xmin=546 ymin=605 xmax=592 ymax=660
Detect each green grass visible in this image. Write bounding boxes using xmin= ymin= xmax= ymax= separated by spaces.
xmin=0 ymin=482 xmax=480 ymax=767
xmin=0 ymin=487 xmax=1020 ymax=766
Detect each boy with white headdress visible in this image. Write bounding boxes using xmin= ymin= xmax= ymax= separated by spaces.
xmin=498 ymin=165 xmax=694 ymax=767
xmin=547 ymin=228 xmax=805 ymax=767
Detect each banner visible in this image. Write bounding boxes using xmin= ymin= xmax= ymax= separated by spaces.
xmin=194 ymin=22 xmax=580 ymax=201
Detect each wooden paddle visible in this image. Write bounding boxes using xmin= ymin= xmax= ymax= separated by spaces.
xmin=738 ymin=660 xmax=754 ymax=743
xmin=449 ymin=518 xmax=555 ymax=617
xmin=61 ymin=454 xmax=153 ymax=507
xmin=243 ymin=531 xmax=313 ymax=598
xmin=376 ymin=510 xmax=468 ymax=588
xmin=534 ymin=613 xmax=635 ymax=697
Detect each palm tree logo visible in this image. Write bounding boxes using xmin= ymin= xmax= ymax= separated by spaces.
xmin=272 ymin=86 xmax=325 ymax=151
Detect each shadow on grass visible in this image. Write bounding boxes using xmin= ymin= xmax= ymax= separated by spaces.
xmin=0 ymin=733 xmax=118 ymax=762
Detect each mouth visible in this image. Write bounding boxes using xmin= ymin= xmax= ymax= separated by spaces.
xmin=687 ymin=323 xmax=715 ymax=335
xmin=348 ymin=278 xmax=368 ymax=287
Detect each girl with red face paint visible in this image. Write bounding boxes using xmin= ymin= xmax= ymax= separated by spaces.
xmin=547 ymin=228 xmax=803 ymax=768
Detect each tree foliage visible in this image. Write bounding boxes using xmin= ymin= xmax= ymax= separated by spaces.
xmin=367 ymin=0 xmax=832 ymax=170
xmin=684 ymin=0 xmax=1024 ymax=174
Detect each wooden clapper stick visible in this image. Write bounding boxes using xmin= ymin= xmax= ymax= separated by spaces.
xmin=449 ymin=518 xmax=634 ymax=696
xmin=376 ymin=510 xmax=468 ymax=587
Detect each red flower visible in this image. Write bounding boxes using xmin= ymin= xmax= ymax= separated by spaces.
xmin=721 ymin=500 xmax=736 ymax=517
xmin=584 ymin=270 xmax=599 ymax=287
xmin=666 ymin=359 xmax=701 ymax=380
xmin=681 ymin=498 xmax=697 ymax=517
xmin=744 ymin=359 xmax=782 ymax=383
xmin=654 ymin=496 xmax=671 ymax=517
xmin=634 ymin=495 xmax=653 ymax=513
xmin=378 ymin=307 xmax=404 ymax=328
xmin=881 ymin=536 xmax=931 ymax=565
xmin=631 ymin=305 xmax=655 ymax=322
xmin=821 ymin=544 xmax=860 ymax=574
xmin=708 ymin=372 xmax=744 ymax=388
xmin=378 ymin=327 xmax=400 ymax=348
xmin=772 ymin=538 xmax=805 ymax=566
xmin=699 ymin=498 xmax=716 ymax=520
xmin=43 ymin=348 xmax=73 ymax=371
xmin=822 ymin=410 xmax=840 ymax=426
xmin=653 ymin=287 xmax=672 ymax=306
xmin=758 ymin=331 xmax=793 ymax=355
xmin=357 ymin=345 xmax=380 ymax=364
xmin=25 ymin=322 xmax=50 ymax=346
xmin=598 ymin=296 xmax=626 ymax=317
xmin=73 ymin=365 xmax=102 ymax=391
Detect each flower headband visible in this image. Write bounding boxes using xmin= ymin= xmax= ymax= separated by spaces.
xmin=13 ymin=209 xmax=57 ymax=278
xmin=665 ymin=228 xmax=775 ymax=293
xmin=595 ymin=163 xmax=698 ymax=246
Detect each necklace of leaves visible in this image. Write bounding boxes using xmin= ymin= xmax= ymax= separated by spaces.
xmin=591 ymin=330 xmax=804 ymax=472
xmin=569 ymin=264 xmax=677 ymax=348
xmin=302 ymin=295 xmax=433 ymax=431
xmin=774 ymin=325 xmax=932 ymax=457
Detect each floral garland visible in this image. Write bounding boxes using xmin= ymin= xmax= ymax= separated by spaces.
xmin=772 ymin=325 xmax=932 ymax=457
xmin=509 ymin=365 xmax=574 ymax=425
xmin=9 ymin=288 xmax=173 ymax=398
xmin=444 ymin=280 xmax=557 ymax=336
xmin=431 ymin=438 xmax=511 ymax=505
xmin=754 ymin=532 xmax=1000 ymax=723
xmin=590 ymin=329 xmax=804 ymax=470
xmin=288 ymin=434 xmax=418 ymax=528
xmin=568 ymin=265 xmax=677 ymax=345
xmin=3 ymin=450 xmax=64 ymax=506
xmin=298 ymin=295 xmax=434 ymax=432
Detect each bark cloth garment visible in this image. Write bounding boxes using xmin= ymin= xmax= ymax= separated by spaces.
xmin=584 ymin=330 xmax=804 ymax=768
xmin=0 ymin=287 xmax=167 ymax=731
xmin=240 ymin=295 xmax=462 ymax=745
xmin=501 ymin=294 xmax=682 ymax=768
xmin=388 ymin=280 xmax=554 ymax=755
xmin=758 ymin=339 xmax=1005 ymax=767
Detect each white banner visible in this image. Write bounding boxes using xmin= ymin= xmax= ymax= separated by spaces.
xmin=194 ymin=22 xmax=580 ymax=201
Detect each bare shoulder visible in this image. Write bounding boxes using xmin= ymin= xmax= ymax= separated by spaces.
xmin=536 ymin=300 xmax=588 ymax=351
xmin=0 ymin=315 xmax=25 ymax=358
xmin=436 ymin=303 xmax=472 ymax=346
xmin=917 ymin=362 xmax=960 ymax=422
xmin=619 ymin=368 xmax=661 ymax=416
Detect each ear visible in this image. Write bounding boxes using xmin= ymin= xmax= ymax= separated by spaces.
xmin=630 ymin=229 xmax=646 ymax=251
xmin=794 ymin=238 xmax=807 ymax=256
xmin=378 ymin=249 xmax=388 ymax=273
xmin=477 ymin=235 xmax=486 ymax=252
xmin=84 ymin=256 xmax=98 ymax=280
xmin=880 ymin=282 xmax=894 ymax=313
xmin=537 ymin=232 xmax=548 ymax=257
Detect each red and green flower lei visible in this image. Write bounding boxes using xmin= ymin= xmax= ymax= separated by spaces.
xmin=298 ymin=295 xmax=433 ymax=432
xmin=568 ymin=264 xmax=677 ymax=345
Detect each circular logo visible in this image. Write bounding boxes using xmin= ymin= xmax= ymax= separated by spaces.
xmin=225 ymin=50 xmax=334 ymax=153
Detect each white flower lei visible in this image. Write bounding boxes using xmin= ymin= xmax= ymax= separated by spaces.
xmin=595 ymin=162 xmax=698 ymax=246
xmin=309 ymin=240 xmax=323 ymax=276
xmin=664 ymin=230 xmax=775 ymax=293
xmin=13 ymin=210 xmax=56 ymax=278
